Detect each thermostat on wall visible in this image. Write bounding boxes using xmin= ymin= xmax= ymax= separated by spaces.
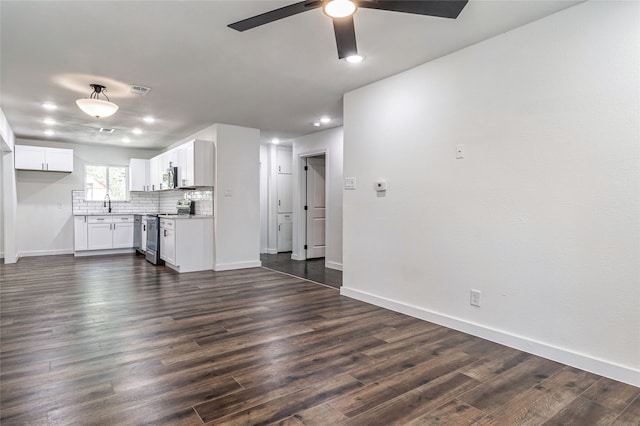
xmin=375 ymin=181 xmax=387 ymax=192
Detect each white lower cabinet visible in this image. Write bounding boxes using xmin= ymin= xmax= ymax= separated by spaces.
xmin=141 ymin=217 xmax=148 ymax=252
xmin=159 ymin=216 xmax=212 ymax=273
xmin=159 ymin=219 xmax=176 ymax=265
xmin=75 ymin=215 xmax=135 ymax=252
xmin=74 ymin=216 xmax=88 ymax=251
xmin=88 ymin=222 xmax=113 ymax=250
xmin=113 ymin=222 xmax=134 ymax=248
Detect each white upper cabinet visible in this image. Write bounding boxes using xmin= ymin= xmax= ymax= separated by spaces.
xmin=146 ymin=139 xmax=214 ymax=190
xmin=276 ymin=147 xmax=292 ymax=174
xmin=129 ymin=158 xmax=150 ymax=192
xmin=15 ymin=145 xmax=73 ymax=172
xmin=176 ymin=139 xmax=214 ymax=187
xmin=149 ymin=156 xmax=161 ymax=191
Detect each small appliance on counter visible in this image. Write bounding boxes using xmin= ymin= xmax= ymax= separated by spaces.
xmin=177 ymin=199 xmax=195 ymax=216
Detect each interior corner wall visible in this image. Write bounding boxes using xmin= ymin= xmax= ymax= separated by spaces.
xmin=1 ymin=107 xmax=17 ymax=263
xmin=342 ymin=0 xmax=640 ymax=386
xmin=14 ymin=139 xmax=158 ymax=257
xmin=212 ymin=124 xmax=261 ymax=270
xmin=259 ymin=144 xmax=269 ymax=253
xmin=0 ymin=152 xmax=4 ymax=258
xmin=292 ymin=126 xmax=344 ymax=270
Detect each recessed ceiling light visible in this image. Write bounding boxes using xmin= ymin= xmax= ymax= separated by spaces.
xmin=272 ymin=138 xmax=280 ymax=144
xmin=43 ymin=118 xmax=56 ymax=125
xmin=132 ymin=128 xmax=143 ymax=135
xmin=346 ymin=54 xmax=364 ymax=63
xmin=143 ymin=116 xmax=155 ymax=124
xmin=313 ymin=122 xmax=321 ymax=127
xmin=320 ymin=116 xmax=331 ymax=124
xmin=42 ymin=102 xmax=58 ymax=110
xmin=44 ymin=129 xmax=55 ymax=136
xmin=122 ymin=137 xmax=131 ymax=143
xmin=99 ymin=128 xmax=115 ymax=133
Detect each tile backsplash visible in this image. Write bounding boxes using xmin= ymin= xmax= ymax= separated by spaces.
xmin=72 ymin=188 xmax=213 ymax=216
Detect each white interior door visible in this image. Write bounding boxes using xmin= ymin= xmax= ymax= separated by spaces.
xmin=305 ymin=155 xmax=326 ymax=259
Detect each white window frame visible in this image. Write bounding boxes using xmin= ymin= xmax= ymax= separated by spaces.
xmin=84 ymin=164 xmax=130 ymax=201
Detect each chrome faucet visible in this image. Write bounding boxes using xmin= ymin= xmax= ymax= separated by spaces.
xmin=103 ymin=194 xmax=112 ymax=213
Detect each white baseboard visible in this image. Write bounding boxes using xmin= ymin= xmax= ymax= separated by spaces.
xmin=325 ymin=261 xmax=343 ymax=271
xmin=340 ymin=286 xmax=640 ymax=387
xmin=266 ymin=248 xmax=278 ymax=255
xmin=291 ymin=252 xmax=305 ymax=261
xmin=74 ymin=249 xmax=135 ymax=257
xmin=20 ymin=249 xmax=74 ymax=257
xmin=214 ymin=260 xmax=262 ymax=271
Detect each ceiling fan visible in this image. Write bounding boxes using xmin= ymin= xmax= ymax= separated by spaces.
xmin=228 ymin=0 xmax=469 ymax=60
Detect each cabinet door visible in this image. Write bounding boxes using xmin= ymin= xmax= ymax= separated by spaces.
xmin=149 ymin=156 xmax=161 ymax=191
xmin=113 ymin=223 xmax=134 ymax=248
xmin=74 ymin=216 xmax=88 ymax=251
xmin=129 ymin=158 xmax=149 ymax=191
xmin=141 ymin=220 xmax=147 ymax=251
xmin=276 ymin=148 xmax=292 ymax=174
xmin=277 ymin=214 xmax=293 ymax=252
xmin=160 ymin=227 xmax=176 ymax=264
xmin=14 ymin=145 xmax=45 ymax=170
xmin=180 ymin=141 xmax=195 ymax=187
xmin=277 ymin=173 xmax=293 ymax=213
xmin=45 ymin=148 xmax=73 ymax=172
xmin=88 ymin=223 xmax=113 ymax=249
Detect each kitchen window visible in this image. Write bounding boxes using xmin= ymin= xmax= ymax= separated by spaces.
xmin=85 ymin=165 xmax=128 ymax=201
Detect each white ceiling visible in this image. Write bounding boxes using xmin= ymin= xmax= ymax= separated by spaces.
xmin=0 ymin=0 xmax=582 ymax=150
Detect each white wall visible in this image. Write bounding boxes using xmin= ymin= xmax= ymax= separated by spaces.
xmin=212 ymin=124 xmax=261 ymax=270
xmin=259 ymin=144 xmax=269 ymax=253
xmin=342 ymin=1 xmax=639 ymax=386
xmin=15 ymin=139 xmax=158 ymax=256
xmin=1 ymin=107 xmax=17 ymax=262
xmin=292 ymin=127 xmax=343 ymax=270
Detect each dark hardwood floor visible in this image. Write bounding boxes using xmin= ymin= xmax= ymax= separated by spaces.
xmin=260 ymin=252 xmax=342 ymax=289
xmin=1 ymin=255 xmax=638 ymax=425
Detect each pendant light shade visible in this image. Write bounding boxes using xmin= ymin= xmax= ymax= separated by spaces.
xmin=76 ymin=84 xmax=119 ymax=118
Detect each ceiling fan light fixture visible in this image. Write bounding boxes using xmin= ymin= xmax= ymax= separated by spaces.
xmin=76 ymin=84 xmax=119 ymax=119
xmin=346 ymin=54 xmax=364 ymax=63
xmin=323 ymin=0 xmax=357 ymax=18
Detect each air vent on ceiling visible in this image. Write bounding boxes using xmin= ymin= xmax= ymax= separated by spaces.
xmin=99 ymin=128 xmax=115 ymax=133
xmin=130 ymin=84 xmax=151 ymax=96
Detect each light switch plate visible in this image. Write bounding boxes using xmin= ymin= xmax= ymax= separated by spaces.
xmin=224 ymin=188 xmax=233 ymax=197
xmin=344 ymin=177 xmax=356 ymax=190
xmin=456 ymin=144 xmax=464 ymax=159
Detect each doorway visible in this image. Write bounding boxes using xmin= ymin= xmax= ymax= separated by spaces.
xmin=304 ymin=154 xmax=326 ymax=259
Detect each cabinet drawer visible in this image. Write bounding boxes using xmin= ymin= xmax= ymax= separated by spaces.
xmin=116 ymin=216 xmax=134 ymax=222
xmin=159 ymin=219 xmax=175 ymax=229
xmin=88 ymin=216 xmax=113 ymax=223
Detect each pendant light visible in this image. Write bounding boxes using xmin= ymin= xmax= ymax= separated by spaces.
xmin=323 ymin=0 xmax=358 ymax=18
xmin=76 ymin=84 xmax=119 ymax=119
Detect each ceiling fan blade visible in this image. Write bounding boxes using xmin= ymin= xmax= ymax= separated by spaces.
xmin=228 ymin=1 xmax=322 ymax=32
xmin=333 ymin=16 xmax=358 ymax=59
xmin=359 ymin=0 xmax=468 ymax=19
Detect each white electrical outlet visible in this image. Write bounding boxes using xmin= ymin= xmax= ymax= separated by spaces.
xmin=470 ymin=289 xmax=481 ymax=307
